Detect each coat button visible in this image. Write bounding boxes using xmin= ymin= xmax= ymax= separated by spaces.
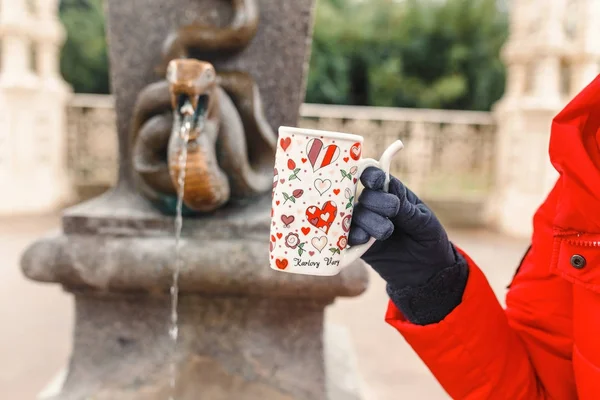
xmin=571 ymin=254 xmax=586 ymax=269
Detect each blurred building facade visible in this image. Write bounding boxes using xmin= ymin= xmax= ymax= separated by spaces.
xmin=0 ymin=0 xmax=71 ymax=215
xmin=491 ymin=0 xmax=600 ymax=237
xmin=1 ymin=0 xmax=600 ymax=239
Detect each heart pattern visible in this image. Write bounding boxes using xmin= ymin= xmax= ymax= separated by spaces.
xmin=281 ymin=215 xmax=295 ymax=226
xmin=276 ymin=258 xmax=288 ymax=270
xmin=342 ymin=214 xmax=352 ymax=233
xmin=311 ymin=236 xmax=328 ymax=253
xmin=271 ymin=133 xmax=366 ymax=273
xmin=280 ymin=137 xmax=291 ymax=151
xmin=350 ymin=142 xmax=362 ymax=160
xmin=306 ymin=201 xmax=337 ymax=234
xmin=306 ymin=138 xmax=340 ymax=171
xmin=314 ymin=178 xmax=332 ymax=196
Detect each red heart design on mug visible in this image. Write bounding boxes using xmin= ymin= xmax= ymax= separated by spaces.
xmin=333 ymin=189 xmax=340 ymax=195
xmin=276 ymin=233 xmax=283 ymax=239
xmin=271 ymin=235 xmax=276 ymax=242
xmin=302 ymin=158 xmax=307 ymax=163
xmin=280 ymin=137 xmax=291 ymax=151
xmin=343 ymin=157 xmax=349 ymax=163
xmin=350 ymin=142 xmax=362 ymax=160
xmin=301 ymin=227 xmax=311 ymax=236
xmin=342 ymin=214 xmax=352 ymax=233
xmin=276 ymin=258 xmax=288 ymax=270
xmin=306 ymin=139 xmax=340 ymax=171
xmin=276 ymin=200 xmax=281 ymax=205
xmin=309 ymin=251 xmax=315 ymax=256
xmin=305 ymin=201 xmax=338 ymax=234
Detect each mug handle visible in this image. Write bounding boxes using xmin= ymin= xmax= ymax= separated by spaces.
xmin=340 ymin=140 xmax=405 ymax=268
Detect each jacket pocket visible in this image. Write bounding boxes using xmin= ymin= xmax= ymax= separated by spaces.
xmin=551 ymin=231 xmax=600 ymax=294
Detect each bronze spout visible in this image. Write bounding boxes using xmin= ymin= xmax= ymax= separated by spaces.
xmin=166 ymin=59 xmax=230 ymax=212
xmin=130 ymin=0 xmax=276 ymax=216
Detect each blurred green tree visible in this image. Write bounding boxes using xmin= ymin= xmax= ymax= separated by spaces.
xmin=59 ymin=0 xmax=110 ymax=94
xmin=305 ymin=0 xmax=508 ymax=111
xmin=58 ymin=0 xmax=508 ymax=111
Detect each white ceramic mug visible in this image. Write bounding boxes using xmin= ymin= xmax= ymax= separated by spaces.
xmin=269 ymin=126 xmax=404 ymax=276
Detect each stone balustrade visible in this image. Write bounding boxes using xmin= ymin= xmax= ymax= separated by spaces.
xmin=66 ymin=95 xmax=497 ymax=225
xmin=66 ymin=94 xmax=118 ymax=199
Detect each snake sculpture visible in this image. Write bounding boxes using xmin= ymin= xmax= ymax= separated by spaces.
xmin=130 ymin=0 xmax=276 ymax=215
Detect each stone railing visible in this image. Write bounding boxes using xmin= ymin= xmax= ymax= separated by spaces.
xmin=299 ymin=104 xmax=496 ymax=201
xmin=66 ymin=95 xmax=497 ymax=212
xmin=66 ymin=94 xmax=118 ymax=199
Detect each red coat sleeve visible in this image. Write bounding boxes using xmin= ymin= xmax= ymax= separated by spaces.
xmin=385 ymin=182 xmax=576 ymax=399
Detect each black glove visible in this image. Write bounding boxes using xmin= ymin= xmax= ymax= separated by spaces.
xmin=348 ymin=167 xmax=468 ymax=325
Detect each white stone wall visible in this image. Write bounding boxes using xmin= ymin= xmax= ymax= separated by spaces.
xmin=489 ymin=0 xmax=600 ymax=238
xmin=0 ymin=0 xmax=71 ymax=215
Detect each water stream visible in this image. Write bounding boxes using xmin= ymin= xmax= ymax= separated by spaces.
xmin=169 ymin=114 xmax=194 ymax=400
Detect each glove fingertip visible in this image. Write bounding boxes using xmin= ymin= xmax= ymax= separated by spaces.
xmin=360 ymin=167 xmax=386 ymax=190
xmin=374 ymin=219 xmax=395 ymax=241
xmin=348 ymin=225 xmax=370 ymax=246
xmin=358 ymin=189 xmax=400 ymax=219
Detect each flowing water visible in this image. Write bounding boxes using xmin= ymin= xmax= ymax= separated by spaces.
xmin=169 ymin=114 xmax=194 ymax=400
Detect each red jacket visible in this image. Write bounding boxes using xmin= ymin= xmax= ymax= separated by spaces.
xmin=386 ymin=74 xmax=600 ymax=399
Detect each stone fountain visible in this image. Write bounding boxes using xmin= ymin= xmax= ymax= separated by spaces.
xmin=21 ymin=1 xmax=369 ymax=399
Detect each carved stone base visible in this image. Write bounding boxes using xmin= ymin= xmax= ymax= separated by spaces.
xmin=39 ymin=294 xmax=364 ymax=400
xmin=23 ymin=192 xmax=368 ymax=400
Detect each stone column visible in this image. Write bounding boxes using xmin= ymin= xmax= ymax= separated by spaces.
xmin=22 ymin=1 xmax=369 ymax=399
xmin=34 ymin=0 xmax=70 ymax=92
xmin=34 ymin=0 xmax=73 ymax=208
xmin=0 ymin=0 xmax=37 ymax=87
xmin=0 ymin=0 xmax=72 ymax=215
xmin=569 ymin=0 xmax=600 ymax=95
xmin=0 ymin=0 xmax=40 ymax=214
xmin=488 ymin=0 xmax=567 ymax=238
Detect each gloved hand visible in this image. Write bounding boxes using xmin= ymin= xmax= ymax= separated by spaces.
xmin=349 ymin=167 xmax=468 ymax=325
